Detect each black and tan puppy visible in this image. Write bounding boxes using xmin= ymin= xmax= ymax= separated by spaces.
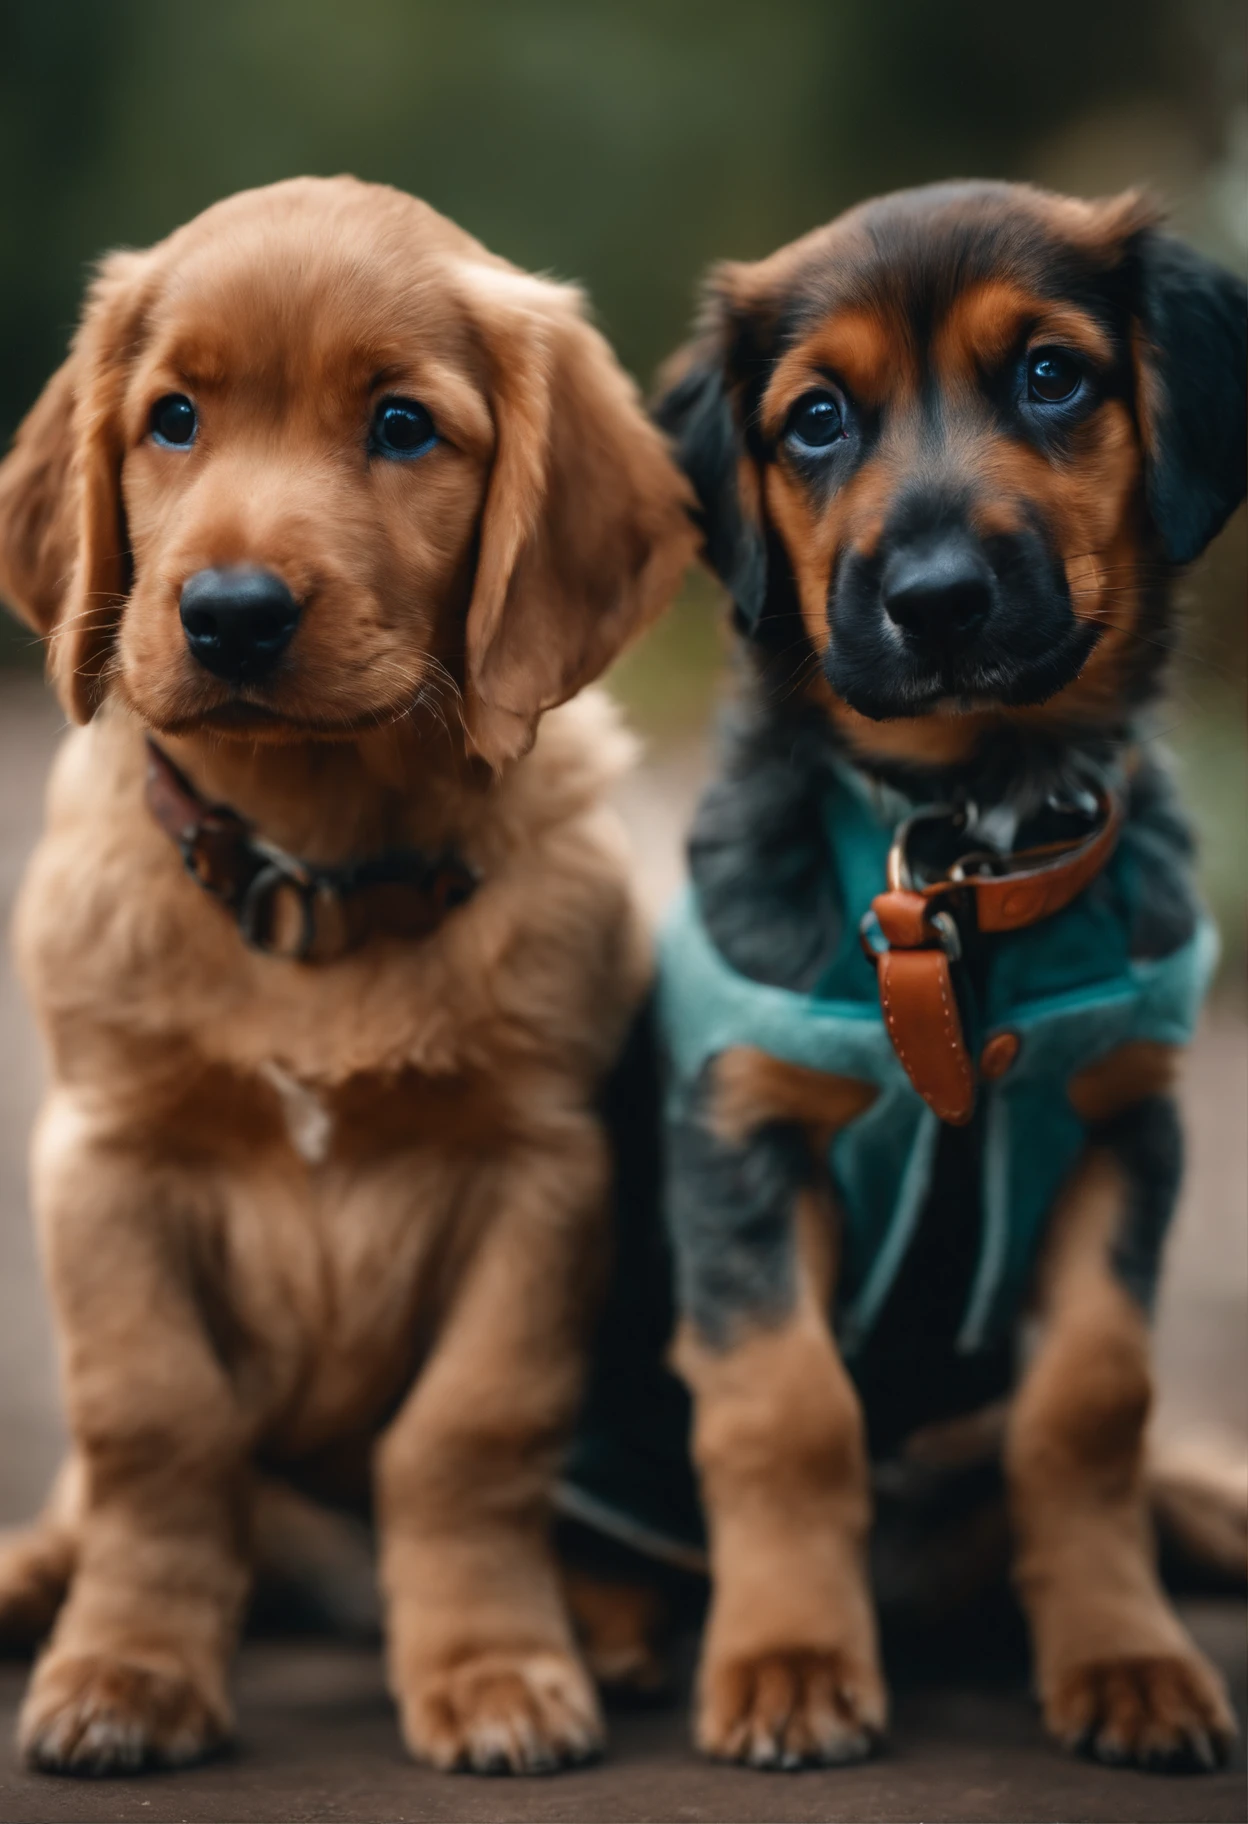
xmin=568 ymin=182 xmax=1245 ymax=1773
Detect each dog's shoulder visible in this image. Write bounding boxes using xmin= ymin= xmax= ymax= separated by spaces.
xmin=447 ymin=686 xmax=652 ymax=1079
xmin=686 ymin=684 xmax=843 ymax=993
xmin=14 ymin=711 xmax=180 ymax=984
xmin=1115 ymin=739 xmax=1201 ymax=961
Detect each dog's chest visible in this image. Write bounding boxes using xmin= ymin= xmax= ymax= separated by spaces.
xmin=228 ymin=1174 xmax=434 ymax=1459
xmin=261 ymin=1062 xmax=335 ymax=1165
xmin=221 ymin=1062 xmax=491 ymax=1457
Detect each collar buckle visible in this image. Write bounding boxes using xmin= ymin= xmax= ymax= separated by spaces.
xmin=238 ymin=851 xmax=324 ymax=960
xmin=885 ymin=801 xmax=977 ymax=893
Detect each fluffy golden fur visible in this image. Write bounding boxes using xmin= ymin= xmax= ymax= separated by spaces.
xmin=0 ymin=175 xmax=694 ymax=1776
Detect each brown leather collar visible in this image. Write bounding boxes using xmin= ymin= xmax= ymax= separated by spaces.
xmin=865 ymin=790 xmax=1122 ymax=1125
xmin=144 ymin=738 xmax=478 ymax=963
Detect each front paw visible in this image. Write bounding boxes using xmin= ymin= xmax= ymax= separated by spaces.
xmin=1046 ymin=1650 xmax=1236 ymax=1771
xmin=697 ymin=1646 xmax=887 ymax=1769
xmin=397 ymin=1647 xmax=604 ymax=1774
xmin=19 ymin=1650 xmax=230 ymax=1775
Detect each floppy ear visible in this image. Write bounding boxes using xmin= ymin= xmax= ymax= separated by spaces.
xmin=0 ymin=357 xmax=82 ymax=637
xmin=652 ymin=265 xmax=774 ymax=630
xmin=0 ymin=250 xmax=154 ymax=721
xmin=457 ymin=267 xmax=695 ymax=769
xmin=1130 ymin=229 xmax=1247 ymax=566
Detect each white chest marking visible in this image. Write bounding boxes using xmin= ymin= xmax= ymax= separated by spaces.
xmin=260 ymin=1062 xmax=334 ymax=1166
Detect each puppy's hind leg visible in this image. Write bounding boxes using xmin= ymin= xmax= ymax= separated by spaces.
xmin=251 ymin=1479 xmax=380 ymax=1640
xmin=0 ymin=1458 xmax=81 ymax=1652
xmin=562 ymin=1568 xmax=671 ymax=1699
xmin=1147 ymin=1429 xmax=1247 ymax=1589
xmin=1007 ymin=1116 xmax=1236 ymax=1772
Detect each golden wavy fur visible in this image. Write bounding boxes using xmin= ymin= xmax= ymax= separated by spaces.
xmin=0 ymin=175 xmax=694 ymax=1776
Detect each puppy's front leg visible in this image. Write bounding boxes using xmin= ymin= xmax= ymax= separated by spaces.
xmin=671 ymin=1052 xmax=886 ymax=1768
xmin=18 ymin=1093 xmax=251 ymax=1774
xmin=1007 ymin=1094 xmax=1236 ymax=1770
xmin=377 ymin=1112 xmax=606 ymax=1774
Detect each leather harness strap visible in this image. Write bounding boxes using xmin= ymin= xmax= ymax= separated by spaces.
xmin=866 ymin=790 xmax=1123 ymax=1125
xmin=144 ymin=738 xmax=478 ymax=963
xmin=876 ymin=945 xmax=976 ymax=1125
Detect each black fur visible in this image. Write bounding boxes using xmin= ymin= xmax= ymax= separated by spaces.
xmin=688 ymin=671 xmax=1200 ymax=993
xmin=566 ymin=188 xmax=1238 ymax=1573
xmin=671 ymin=679 xmax=1200 ymax=1376
xmin=688 ymin=696 xmax=842 ymax=991
xmin=1115 ymin=747 xmax=1200 ymax=960
xmin=654 ymin=359 xmax=767 ymax=628
xmin=850 ymin=1109 xmax=1014 ymax=1457
xmin=1101 ymin=1093 xmax=1185 ymax=1315
xmin=653 ymin=286 xmax=777 ymax=628
xmin=655 ymin=186 xmax=1246 ymax=724
xmin=1131 ymin=230 xmax=1248 ymax=567
xmin=666 ymin=1065 xmax=812 ymax=1347
xmin=566 ymin=1000 xmax=703 ymax=1556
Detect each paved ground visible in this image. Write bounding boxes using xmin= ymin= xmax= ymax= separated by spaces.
xmin=0 ymin=676 xmax=1244 ymax=1822
xmin=0 ymin=1606 xmax=1245 ymax=1824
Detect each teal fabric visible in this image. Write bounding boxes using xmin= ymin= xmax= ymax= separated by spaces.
xmin=657 ymin=766 xmax=1218 ymax=1356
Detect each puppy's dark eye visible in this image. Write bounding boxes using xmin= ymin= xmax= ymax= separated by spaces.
xmin=785 ymin=389 xmax=845 ymax=451
xmin=1027 ymin=349 xmax=1082 ymax=405
xmin=150 ymin=394 xmax=197 ymax=447
xmin=371 ymin=397 xmax=437 ymax=460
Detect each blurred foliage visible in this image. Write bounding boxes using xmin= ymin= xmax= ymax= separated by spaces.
xmin=0 ymin=0 xmax=1243 ymax=965
xmin=2 ymin=0 xmax=1243 ymax=425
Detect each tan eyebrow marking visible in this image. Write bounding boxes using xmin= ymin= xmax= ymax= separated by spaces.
xmin=935 ymin=280 xmax=1114 ymax=381
xmin=764 ymin=306 xmax=911 ymax=431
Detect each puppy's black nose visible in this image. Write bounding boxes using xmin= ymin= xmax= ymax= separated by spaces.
xmin=881 ymin=538 xmax=994 ymax=651
xmin=179 ymin=567 xmax=300 ymax=683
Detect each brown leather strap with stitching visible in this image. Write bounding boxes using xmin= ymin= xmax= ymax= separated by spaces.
xmin=868 ymin=790 xmax=1122 ymax=1125
xmin=144 ymin=739 xmax=478 ymax=963
xmin=877 ymin=947 xmax=977 ymax=1124
xmin=959 ymin=797 xmax=1121 ymax=933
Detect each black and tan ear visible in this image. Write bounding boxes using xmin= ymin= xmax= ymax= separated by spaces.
xmin=1130 ymin=229 xmax=1247 ymax=567
xmin=0 ymin=249 xmax=155 ymax=722
xmin=652 ymin=264 xmax=776 ymax=630
xmin=455 ymin=265 xmax=696 ymax=769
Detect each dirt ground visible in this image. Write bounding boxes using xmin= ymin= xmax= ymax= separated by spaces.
xmin=0 ymin=675 xmax=1244 ymax=1823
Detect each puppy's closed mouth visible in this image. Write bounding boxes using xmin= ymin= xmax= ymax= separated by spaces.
xmin=150 ymin=690 xmax=435 ymax=743
xmin=201 ymin=701 xmax=286 ymax=730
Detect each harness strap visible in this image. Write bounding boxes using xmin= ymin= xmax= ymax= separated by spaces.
xmin=144 ymin=738 xmax=478 ymax=963
xmin=876 ymin=946 xmax=976 ymax=1124
xmin=867 ymin=789 xmax=1122 ymax=1124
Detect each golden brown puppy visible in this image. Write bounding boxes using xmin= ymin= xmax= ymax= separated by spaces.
xmin=561 ymin=182 xmax=1245 ymax=1773
xmin=0 ymin=175 xmax=693 ymax=1776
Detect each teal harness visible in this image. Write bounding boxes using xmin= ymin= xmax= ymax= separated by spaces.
xmin=658 ymin=764 xmax=1217 ymax=1355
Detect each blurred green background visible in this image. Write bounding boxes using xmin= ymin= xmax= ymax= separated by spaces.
xmin=1 ymin=0 xmax=1243 ymax=965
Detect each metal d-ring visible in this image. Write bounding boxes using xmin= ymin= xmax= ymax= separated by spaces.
xmin=886 ymin=802 xmax=972 ymax=892
xmin=927 ymin=908 xmax=963 ymax=960
xmin=239 ymin=857 xmax=320 ymax=960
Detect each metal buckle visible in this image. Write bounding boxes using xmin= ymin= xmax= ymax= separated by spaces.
xmin=238 ymin=847 xmax=321 ymax=960
xmin=886 ymin=802 xmax=976 ymax=891
xmin=882 ymin=804 xmax=972 ymax=963
xmin=926 ymin=908 xmax=962 ymax=960
xmin=947 ymin=850 xmax=1006 ymax=882
xmin=858 ymin=904 xmax=962 ymax=963
xmin=178 ymin=833 xmax=208 ymax=881
xmin=859 ymin=908 xmax=887 ymax=963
